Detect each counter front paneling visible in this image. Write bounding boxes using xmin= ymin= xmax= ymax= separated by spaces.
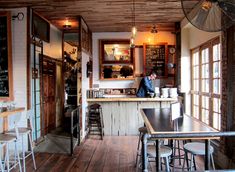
xmin=87 ymin=97 xmax=177 ymax=136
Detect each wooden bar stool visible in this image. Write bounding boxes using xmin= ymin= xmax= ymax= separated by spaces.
xmin=182 ymin=142 xmax=215 ymax=171
xmin=135 ymin=126 xmax=147 ymax=167
xmin=0 ymin=131 xmax=22 ymax=172
xmin=87 ymin=103 xmax=104 ymax=139
xmin=6 ymin=110 xmax=36 ymax=172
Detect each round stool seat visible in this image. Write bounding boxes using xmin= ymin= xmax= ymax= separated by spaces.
xmin=138 ymin=127 xmax=147 ymax=133
xmin=147 ymin=145 xmax=172 ymax=158
xmin=184 ymin=142 xmax=214 ymax=155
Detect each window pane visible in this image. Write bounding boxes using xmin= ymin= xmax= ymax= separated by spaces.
xmin=213 ymin=44 xmax=220 ymax=61
xmin=202 ymin=96 xmax=209 ymax=109
xmin=202 ymin=79 xmax=209 ymax=92
xmin=193 ymin=94 xmax=199 ymax=106
xmin=202 ymin=64 xmax=209 ymax=78
xmin=213 ymin=62 xmax=220 ymax=78
xmin=193 ymin=105 xmax=199 ymax=119
xmin=213 ymin=98 xmax=221 ymax=113
xmin=193 ymin=52 xmax=199 ymax=65
xmin=202 ymin=48 xmax=209 ymax=63
xmin=213 ymin=79 xmax=220 ymax=94
xmin=213 ymin=113 xmax=221 ymax=130
xmin=202 ymin=109 xmax=209 ymax=124
xmin=193 ymin=66 xmax=199 ymax=79
xmin=193 ymin=79 xmax=199 ymax=91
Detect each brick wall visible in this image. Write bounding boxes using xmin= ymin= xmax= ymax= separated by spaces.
xmin=221 ymin=25 xmax=235 ymax=161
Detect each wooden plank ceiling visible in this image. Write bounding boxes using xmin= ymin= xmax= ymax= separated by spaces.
xmin=0 ymin=0 xmax=198 ymax=32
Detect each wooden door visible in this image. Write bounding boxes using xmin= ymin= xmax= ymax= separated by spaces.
xmin=41 ymin=58 xmax=56 ymax=135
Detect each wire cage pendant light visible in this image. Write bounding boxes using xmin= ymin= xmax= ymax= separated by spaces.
xmin=130 ymin=0 xmax=137 ymax=48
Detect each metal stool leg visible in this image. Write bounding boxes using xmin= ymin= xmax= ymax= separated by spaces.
xmin=15 ymin=141 xmax=22 ymax=172
xmin=135 ymin=132 xmax=141 ymax=167
xmin=22 ymin=135 xmax=26 ymax=172
xmin=211 ymin=153 xmax=215 ymax=170
xmin=0 ymin=146 xmax=4 ymax=172
xmin=6 ymin=143 xmax=10 ymax=172
xmin=165 ymin=157 xmax=170 ymax=172
xmin=190 ymin=154 xmax=194 ymax=171
xmin=28 ymin=132 xmax=36 ymax=170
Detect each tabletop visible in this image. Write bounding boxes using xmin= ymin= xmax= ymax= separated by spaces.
xmin=141 ymin=108 xmax=218 ymax=135
xmin=0 ymin=107 xmax=25 ymax=118
xmin=0 ymin=107 xmax=25 ymax=131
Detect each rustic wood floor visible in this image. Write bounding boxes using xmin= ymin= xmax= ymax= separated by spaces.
xmin=14 ymin=136 xmax=205 ymax=172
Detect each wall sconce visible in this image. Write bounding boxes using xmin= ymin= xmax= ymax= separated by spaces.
xmin=63 ymin=19 xmax=71 ymax=29
xmin=12 ymin=12 xmax=24 ymax=21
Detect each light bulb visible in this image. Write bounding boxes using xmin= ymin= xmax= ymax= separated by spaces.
xmin=132 ymin=26 xmax=137 ymax=37
xmin=202 ymin=0 xmax=212 ymax=11
xmin=130 ymin=36 xmax=135 ymax=48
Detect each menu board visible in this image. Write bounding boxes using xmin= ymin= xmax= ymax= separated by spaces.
xmin=144 ymin=44 xmax=167 ymax=77
xmin=0 ymin=12 xmax=12 ymax=99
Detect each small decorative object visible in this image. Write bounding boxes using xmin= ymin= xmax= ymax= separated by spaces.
xmin=169 ymin=47 xmax=176 ymax=54
xmin=32 ymin=68 xmax=38 ymax=79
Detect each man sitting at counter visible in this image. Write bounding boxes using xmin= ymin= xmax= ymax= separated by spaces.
xmin=136 ymin=71 xmax=157 ymax=97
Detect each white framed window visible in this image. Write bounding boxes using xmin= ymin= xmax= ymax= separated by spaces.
xmin=191 ymin=37 xmax=221 ymax=130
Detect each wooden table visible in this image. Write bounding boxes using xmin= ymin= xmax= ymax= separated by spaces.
xmin=0 ymin=107 xmax=25 ymax=131
xmin=140 ymin=108 xmax=219 ymax=172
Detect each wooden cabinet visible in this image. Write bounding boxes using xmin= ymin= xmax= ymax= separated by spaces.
xmin=0 ymin=11 xmax=13 ymax=101
xmin=143 ymin=43 xmax=168 ymax=77
xmin=99 ymin=39 xmax=135 ymax=80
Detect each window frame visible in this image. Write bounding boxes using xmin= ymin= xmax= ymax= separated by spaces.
xmin=190 ymin=37 xmax=221 ymax=130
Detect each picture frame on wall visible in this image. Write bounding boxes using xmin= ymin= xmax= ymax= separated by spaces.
xmin=32 ymin=11 xmax=50 ymax=43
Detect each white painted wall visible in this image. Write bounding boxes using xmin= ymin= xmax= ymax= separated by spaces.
xmin=180 ymin=22 xmax=221 ymax=114
xmin=81 ymin=51 xmax=90 ymax=138
xmin=92 ymin=32 xmax=176 ymax=89
xmin=0 ymin=8 xmax=28 ymax=149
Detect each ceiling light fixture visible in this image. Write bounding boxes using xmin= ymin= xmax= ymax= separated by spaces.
xmin=151 ymin=24 xmax=158 ymax=44
xmin=63 ymin=19 xmax=71 ymax=29
xmin=151 ymin=25 xmax=158 ymax=33
xmin=130 ymin=0 xmax=137 ymax=48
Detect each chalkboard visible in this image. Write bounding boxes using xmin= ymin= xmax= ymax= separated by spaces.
xmin=0 ymin=12 xmax=13 ymax=100
xmin=143 ymin=43 xmax=168 ymax=77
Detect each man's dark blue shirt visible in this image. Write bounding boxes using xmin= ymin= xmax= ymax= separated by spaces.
xmin=136 ymin=76 xmax=155 ymax=97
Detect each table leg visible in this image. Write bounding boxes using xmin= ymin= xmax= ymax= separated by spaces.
xmin=205 ymin=139 xmax=211 ymax=170
xmin=155 ymin=140 xmax=161 ymax=172
xmin=3 ymin=117 xmax=8 ymax=131
xmin=142 ymin=133 xmax=148 ymax=172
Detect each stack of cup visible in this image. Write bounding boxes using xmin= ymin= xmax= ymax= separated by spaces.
xmin=155 ymin=87 xmax=160 ymax=97
xmin=161 ymin=88 xmax=169 ymax=98
xmin=169 ymin=88 xmax=178 ymax=98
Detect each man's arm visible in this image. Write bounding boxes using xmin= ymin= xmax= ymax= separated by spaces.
xmin=143 ymin=77 xmax=154 ymax=93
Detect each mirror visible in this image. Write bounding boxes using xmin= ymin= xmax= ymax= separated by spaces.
xmin=99 ymin=39 xmax=135 ymax=80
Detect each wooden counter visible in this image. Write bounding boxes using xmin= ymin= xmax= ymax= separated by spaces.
xmin=0 ymin=107 xmax=25 ymax=131
xmin=87 ymin=97 xmax=178 ymax=136
xmin=87 ymin=97 xmax=177 ymax=102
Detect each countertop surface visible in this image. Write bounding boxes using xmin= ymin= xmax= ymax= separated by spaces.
xmin=87 ymin=97 xmax=178 ymax=102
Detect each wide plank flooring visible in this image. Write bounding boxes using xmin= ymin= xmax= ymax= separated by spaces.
xmin=12 ymin=136 xmax=205 ymax=172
